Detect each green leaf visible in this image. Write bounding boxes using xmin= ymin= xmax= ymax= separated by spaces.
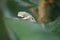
xmin=22 ymin=0 xmax=38 ymax=6
xmin=4 ymin=18 xmax=60 ymax=40
xmin=46 ymin=17 xmax=60 ymax=36
xmin=0 ymin=11 xmax=10 ymax=40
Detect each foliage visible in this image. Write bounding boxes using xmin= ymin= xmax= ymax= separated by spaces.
xmin=0 ymin=0 xmax=60 ymax=40
xmin=46 ymin=0 xmax=60 ymax=36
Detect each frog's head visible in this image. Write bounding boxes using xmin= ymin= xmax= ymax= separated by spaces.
xmin=18 ymin=11 xmax=36 ymax=22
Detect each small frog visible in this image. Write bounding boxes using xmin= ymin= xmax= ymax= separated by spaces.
xmin=18 ymin=11 xmax=36 ymax=22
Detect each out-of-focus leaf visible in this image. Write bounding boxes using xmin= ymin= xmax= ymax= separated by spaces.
xmin=4 ymin=17 xmax=60 ymax=40
xmin=45 ymin=5 xmax=52 ymax=23
xmin=22 ymin=0 xmax=38 ymax=6
xmin=46 ymin=0 xmax=60 ymax=22
xmin=0 ymin=10 xmax=10 ymax=40
xmin=45 ymin=0 xmax=60 ymax=36
xmin=7 ymin=0 xmax=37 ymax=8
xmin=5 ymin=0 xmax=37 ymax=20
xmin=46 ymin=16 xmax=60 ymax=36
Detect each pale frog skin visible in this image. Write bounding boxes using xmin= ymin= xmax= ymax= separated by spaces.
xmin=18 ymin=11 xmax=36 ymax=22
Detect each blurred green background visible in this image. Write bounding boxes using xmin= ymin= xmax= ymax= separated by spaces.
xmin=0 ymin=0 xmax=60 ymax=40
